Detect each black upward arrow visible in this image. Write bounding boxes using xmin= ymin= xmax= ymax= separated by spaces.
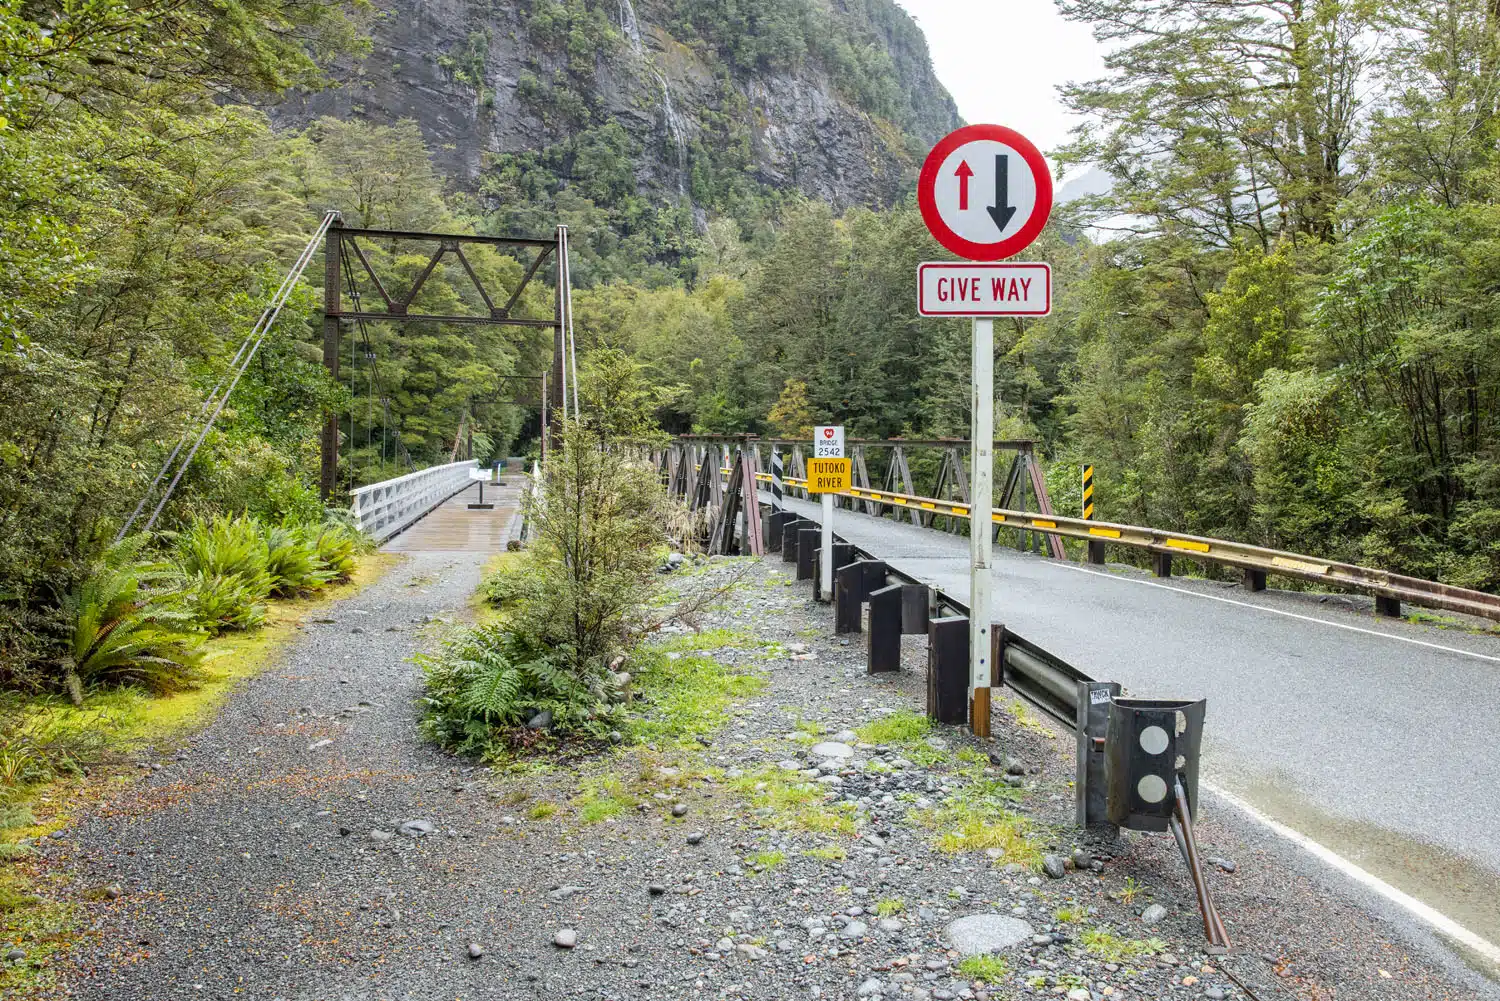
xmin=987 ymin=154 xmax=1017 ymax=234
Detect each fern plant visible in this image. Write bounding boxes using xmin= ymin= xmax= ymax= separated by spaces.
xmin=418 ymin=623 xmax=616 ymax=759
xmin=174 ymin=514 xmax=273 ymax=586
xmin=171 ymin=515 xmax=273 ymax=632
xmin=261 ymin=524 xmax=334 ymax=597
xmin=310 ymin=523 xmax=366 ymax=582
xmin=178 ymin=571 xmax=267 ymax=633
xmin=60 ymin=536 xmax=203 ymax=702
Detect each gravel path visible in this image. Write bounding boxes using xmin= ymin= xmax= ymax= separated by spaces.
xmin=32 ymin=553 xmax=1500 ymax=1000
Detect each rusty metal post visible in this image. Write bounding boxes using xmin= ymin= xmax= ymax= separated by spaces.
xmin=1152 ymin=552 xmax=1173 ymax=578
xmin=319 ymin=218 xmax=343 ymax=500
xmin=1171 ymin=778 xmax=1231 ymax=949
xmin=1243 ymin=568 xmax=1266 ymax=591
xmin=1375 ymin=594 xmax=1401 ymax=617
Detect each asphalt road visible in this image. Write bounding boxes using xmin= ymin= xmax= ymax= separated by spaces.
xmin=771 ymin=493 xmax=1500 ymax=951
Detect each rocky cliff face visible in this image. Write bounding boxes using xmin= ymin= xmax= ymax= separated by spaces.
xmin=269 ymin=0 xmax=960 ymax=211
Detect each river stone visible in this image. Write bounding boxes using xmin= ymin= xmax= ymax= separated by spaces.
xmin=810 ymin=741 xmax=854 ymax=759
xmin=554 ymin=928 xmax=577 ymax=948
xmin=1042 ymin=854 xmax=1067 ymax=879
xmin=943 ymin=914 xmax=1033 ymax=956
xmin=467 ymin=942 xmax=483 ymax=959
xmin=399 ymin=819 xmax=436 ymax=837
xmin=1140 ymin=903 xmax=1168 ymax=925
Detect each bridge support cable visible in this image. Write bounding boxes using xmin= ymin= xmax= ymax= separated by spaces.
xmin=117 ymin=210 xmax=340 ymax=539
xmin=338 ymin=239 xmax=416 ymax=487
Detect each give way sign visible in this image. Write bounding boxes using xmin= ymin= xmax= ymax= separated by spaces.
xmin=917 ymin=124 xmax=1053 ymax=262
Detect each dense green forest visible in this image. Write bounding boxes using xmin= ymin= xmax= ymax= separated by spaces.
xmin=4 ymin=0 xmax=1500 ymax=695
xmin=584 ymin=0 xmax=1500 ymax=594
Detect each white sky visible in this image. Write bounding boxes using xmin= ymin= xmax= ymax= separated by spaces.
xmin=894 ymin=0 xmax=1108 ymax=163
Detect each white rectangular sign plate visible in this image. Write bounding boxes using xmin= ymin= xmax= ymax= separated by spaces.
xmin=814 ymin=425 xmax=844 ymax=459
xmin=917 ymin=262 xmax=1051 ymax=317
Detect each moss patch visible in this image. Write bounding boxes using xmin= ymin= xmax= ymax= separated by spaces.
xmin=1080 ymin=925 xmax=1167 ymax=963
xmin=956 ymin=954 xmax=1009 ymax=984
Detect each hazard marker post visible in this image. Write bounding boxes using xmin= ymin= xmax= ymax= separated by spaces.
xmin=917 ymin=124 xmax=1054 ymax=738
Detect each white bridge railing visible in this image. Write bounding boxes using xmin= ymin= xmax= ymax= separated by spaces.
xmin=351 ymin=460 xmax=476 ymax=542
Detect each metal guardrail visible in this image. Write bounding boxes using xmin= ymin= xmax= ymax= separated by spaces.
xmin=351 ymin=460 xmax=477 ymax=542
xmin=761 ymin=472 xmax=1500 ymax=623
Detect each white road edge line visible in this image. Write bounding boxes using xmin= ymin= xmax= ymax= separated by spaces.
xmin=1205 ymin=781 xmax=1500 ymax=968
xmin=1055 ymin=562 xmax=1500 ymax=665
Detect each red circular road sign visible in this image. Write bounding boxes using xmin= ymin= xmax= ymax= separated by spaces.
xmin=918 ymin=124 xmax=1054 ymax=262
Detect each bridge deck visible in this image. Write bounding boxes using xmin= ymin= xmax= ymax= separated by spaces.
xmin=383 ymin=481 xmax=520 ymax=553
xmin=765 ymin=490 xmax=1500 ymax=946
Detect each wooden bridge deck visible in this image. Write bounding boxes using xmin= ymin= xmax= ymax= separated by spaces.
xmin=382 ymin=481 xmax=521 ymax=553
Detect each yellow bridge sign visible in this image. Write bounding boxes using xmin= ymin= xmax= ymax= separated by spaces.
xmin=806 ymin=458 xmax=851 ymax=494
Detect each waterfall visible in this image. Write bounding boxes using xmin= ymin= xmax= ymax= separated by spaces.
xmin=618 ymin=0 xmax=644 ymax=57
xmin=616 ymin=0 xmax=688 ymax=197
xmin=653 ymin=70 xmax=689 ymax=195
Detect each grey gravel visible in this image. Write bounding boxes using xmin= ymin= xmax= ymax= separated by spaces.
xmin=46 ymin=548 xmax=1492 ymax=1001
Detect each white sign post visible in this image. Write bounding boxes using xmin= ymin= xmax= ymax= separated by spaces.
xmin=814 ymin=426 xmax=844 ymax=601
xmin=917 ymin=125 xmax=1054 ymax=739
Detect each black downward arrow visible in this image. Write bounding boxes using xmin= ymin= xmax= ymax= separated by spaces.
xmin=987 ymin=154 xmax=1017 ymax=234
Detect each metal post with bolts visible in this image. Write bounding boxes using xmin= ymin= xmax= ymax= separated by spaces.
xmin=970 ymin=317 xmax=994 ymax=738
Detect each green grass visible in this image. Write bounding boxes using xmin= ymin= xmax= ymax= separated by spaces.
xmin=1054 ymin=906 xmax=1086 ymax=924
xmin=746 ymin=849 xmax=786 ymax=872
xmin=855 ymin=710 xmax=931 ymax=745
xmin=653 ymin=628 xmax=755 ymax=652
xmin=572 ymin=776 xmax=637 ymax=823
xmin=956 ymin=954 xmax=1010 ymax=984
xmin=627 ymin=644 xmax=768 ymax=748
xmin=727 ymin=766 xmax=857 ymax=835
xmin=874 ymin=897 xmax=904 ymax=918
xmin=527 ymin=801 xmax=558 ymax=820
xmin=1080 ymin=926 xmax=1167 ymax=963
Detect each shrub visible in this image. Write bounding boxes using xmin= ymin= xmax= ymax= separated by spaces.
xmin=508 ymin=420 xmax=668 ymax=674
xmin=417 ymin=623 xmax=617 ymax=759
xmin=60 ymin=537 xmax=203 ymax=701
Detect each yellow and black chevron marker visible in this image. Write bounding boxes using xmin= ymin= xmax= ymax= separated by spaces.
xmin=1082 ymin=464 xmax=1095 ymax=521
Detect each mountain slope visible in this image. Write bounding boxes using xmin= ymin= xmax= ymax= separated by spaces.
xmin=269 ymin=0 xmax=961 ymax=212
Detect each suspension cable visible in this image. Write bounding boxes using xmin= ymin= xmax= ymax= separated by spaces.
xmin=118 ymin=210 xmax=339 ymax=540
xmin=339 ymin=239 xmax=416 ymax=477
